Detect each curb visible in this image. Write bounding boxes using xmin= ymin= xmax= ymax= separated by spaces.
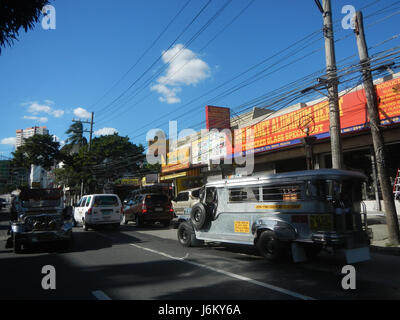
xmin=370 ymin=245 xmax=400 ymax=256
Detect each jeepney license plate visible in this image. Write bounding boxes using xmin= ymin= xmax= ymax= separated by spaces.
xmin=310 ymin=214 xmax=332 ymax=231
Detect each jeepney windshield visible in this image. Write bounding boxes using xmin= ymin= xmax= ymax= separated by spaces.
xmin=313 ymin=179 xmax=362 ymax=205
xmin=19 ymin=189 xmax=62 ymax=208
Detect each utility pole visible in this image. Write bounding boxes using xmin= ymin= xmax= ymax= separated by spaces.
xmin=316 ymin=0 xmax=344 ymax=169
xmin=72 ymin=112 xmax=95 ymax=196
xmin=354 ymin=11 xmax=399 ymax=245
xmin=72 ymin=112 xmax=94 ymax=150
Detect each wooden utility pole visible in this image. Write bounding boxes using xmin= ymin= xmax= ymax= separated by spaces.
xmin=354 ymin=11 xmax=400 ymax=245
xmin=321 ymin=0 xmax=344 ymax=169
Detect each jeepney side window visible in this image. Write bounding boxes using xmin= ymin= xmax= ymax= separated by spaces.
xmin=262 ymin=185 xmax=302 ymax=201
xmin=228 ymin=186 xmax=260 ymax=202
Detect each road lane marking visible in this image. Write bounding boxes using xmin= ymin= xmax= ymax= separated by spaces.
xmin=92 ymin=290 xmax=112 ymax=300
xmin=130 ymin=243 xmax=315 ymax=300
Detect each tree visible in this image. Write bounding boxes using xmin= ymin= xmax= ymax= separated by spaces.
xmin=65 ymin=121 xmax=88 ymax=147
xmin=11 ymin=134 xmax=61 ymax=170
xmin=0 ymin=0 xmax=50 ymax=54
xmin=56 ymin=133 xmax=147 ymax=194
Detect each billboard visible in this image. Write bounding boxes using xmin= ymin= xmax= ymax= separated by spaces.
xmin=233 ymin=77 xmax=400 ymax=156
xmin=205 ymin=105 xmax=231 ymax=129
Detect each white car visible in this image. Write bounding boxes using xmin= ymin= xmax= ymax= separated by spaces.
xmin=73 ymin=194 xmax=123 ymax=231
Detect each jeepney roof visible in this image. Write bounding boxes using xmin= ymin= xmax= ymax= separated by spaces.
xmin=206 ymin=169 xmax=367 ymax=188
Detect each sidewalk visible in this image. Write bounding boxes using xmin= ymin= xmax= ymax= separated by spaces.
xmin=367 ymin=211 xmax=400 ymax=256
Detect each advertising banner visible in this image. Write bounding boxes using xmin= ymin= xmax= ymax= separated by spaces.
xmin=233 ymin=77 xmax=400 ymax=156
xmin=161 ymin=145 xmax=190 ymax=173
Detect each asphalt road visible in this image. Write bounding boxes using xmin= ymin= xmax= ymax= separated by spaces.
xmin=1 ymin=208 xmax=400 ymax=303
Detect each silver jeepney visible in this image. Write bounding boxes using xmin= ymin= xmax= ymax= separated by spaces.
xmin=177 ymin=169 xmax=372 ymax=263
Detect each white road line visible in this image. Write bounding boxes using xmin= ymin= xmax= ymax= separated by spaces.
xmin=130 ymin=243 xmax=315 ymax=300
xmin=92 ymin=290 xmax=112 ymax=300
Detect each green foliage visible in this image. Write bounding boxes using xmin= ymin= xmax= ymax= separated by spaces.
xmin=11 ymin=134 xmax=61 ymax=170
xmin=0 ymin=0 xmax=50 ymax=54
xmin=56 ymin=133 xmax=148 ymax=193
xmin=65 ymin=121 xmax=88 ymax=147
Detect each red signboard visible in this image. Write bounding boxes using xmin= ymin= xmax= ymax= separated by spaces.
xmin=206 ymin=105 xmax=231 ymax=129
xmin=233 ymin=77 xmax=400 ymax=155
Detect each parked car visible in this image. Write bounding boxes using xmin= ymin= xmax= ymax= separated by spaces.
xmin=122 ymin=193 xmax=174 ymax=227
xmin=73 ymin=194 xmax=123 ymax=231
xmin=171 ymin=188 xmax=201 ymax=215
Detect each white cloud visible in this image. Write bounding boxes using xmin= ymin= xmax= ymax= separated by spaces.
xmin=151 ymin=44 xmax=210 ymax=104
xmin=23 ymin=115 xmax=48 ymax=123
xmin=73 ymin=107 xmax=91 ymax=119
xmin=151 ymin=84 xmax=181 ymax=104
xmin=1 ymin=137 xmax=16 ymax=146
xmin=94 ymin=128 xmax=118 ymax=136
xmin=26 ymin=101 xmax=64 ymax=118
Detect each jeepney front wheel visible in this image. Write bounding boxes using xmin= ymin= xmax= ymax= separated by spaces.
xmin=256 ymin=230 xmax=289 ymax=261
xmin=177 ymin=222 xmax=203 ymax=247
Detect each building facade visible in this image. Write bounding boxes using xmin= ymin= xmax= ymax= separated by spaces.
xmin=156 ymin=73 xmax=400 ymax=211
xmin=16 ymin=126 xmax=49 ymax=148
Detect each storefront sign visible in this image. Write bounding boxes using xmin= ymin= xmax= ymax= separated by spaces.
xmin=234 ymin=77 xmax=400 ymax=156
xmin=162 ymin=146 xmax=190 ymax=173
xmin=120 ymin=178 xmax=140 ymax=186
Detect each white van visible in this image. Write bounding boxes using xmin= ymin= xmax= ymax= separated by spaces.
xmin=73 ymin=194 xmax=123 ymax=231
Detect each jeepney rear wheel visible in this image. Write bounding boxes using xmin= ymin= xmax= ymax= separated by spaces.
xmin=257 ymin=230 xmax=289 ymax=261
xmin=177 ymin=222 xmax=203 ymax=247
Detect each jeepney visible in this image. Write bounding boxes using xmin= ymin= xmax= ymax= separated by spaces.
xmin=177 ymin=169 xmax=372 ymax=263
xmin=10 ymin=188 xmax=73 ymax=253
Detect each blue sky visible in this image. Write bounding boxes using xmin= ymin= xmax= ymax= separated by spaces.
xmin=0 ymin=0 xmax=399 ymax=157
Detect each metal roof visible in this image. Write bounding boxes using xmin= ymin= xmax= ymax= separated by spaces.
xmin=206 ymin=169 xmax=367 ymax=187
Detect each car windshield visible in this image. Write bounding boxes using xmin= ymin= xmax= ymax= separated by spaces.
xmin=19 ymin=189 xmax=62 ymax=208
xmin=93 ymin=196 xmax=119 ymax=206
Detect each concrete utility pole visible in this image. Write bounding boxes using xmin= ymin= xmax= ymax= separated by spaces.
xmin=89 ymin=112 xmax=94 ymax=151
xmin=318 ymin=0 xmax=344 ymax=169
xmin=354 ymin=11 xmax=400 ymax=245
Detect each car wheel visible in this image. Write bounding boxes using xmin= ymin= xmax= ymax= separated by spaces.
xmin=256 ymin=230 xmax=289 ymax=261
xmin=162 ymin=220 xmax=171 ymax=227
xmin=177 ymin=222 xmax=203 ymax=247
xmin=13 ymin=234 xmax=22 ymax=254
xmin=135 ymin=215 xmax=143 ymax=228
xmin=83 ymin=219 xmax=89 ymax=231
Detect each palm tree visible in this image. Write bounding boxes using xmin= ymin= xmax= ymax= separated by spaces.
xmin=0 ymin=0 xmax=50 ymax=54
xmin=65 ymin=121 xmax=88 ymax=149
